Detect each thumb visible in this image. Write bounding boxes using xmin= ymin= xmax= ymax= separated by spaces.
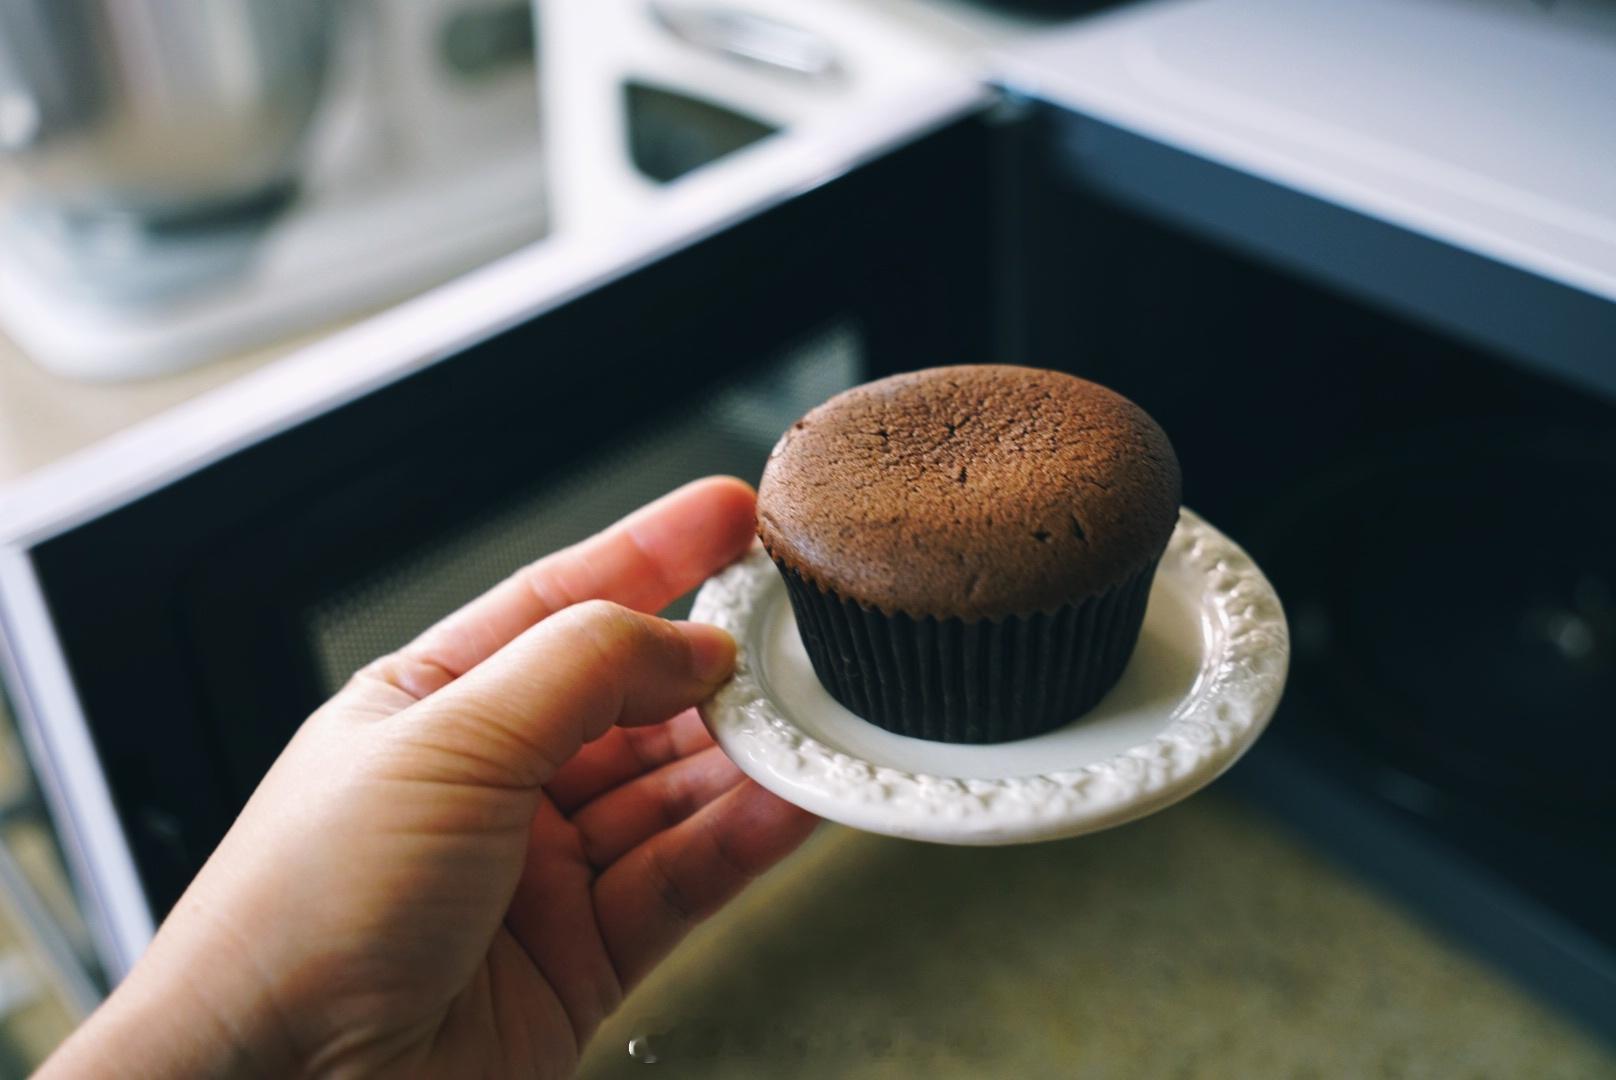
xmin=386 ymin=599 xmax=735 ymax=790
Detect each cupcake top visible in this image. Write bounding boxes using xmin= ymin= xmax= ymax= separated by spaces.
xmin=756 ymin=365 xmax=1181 ymax=621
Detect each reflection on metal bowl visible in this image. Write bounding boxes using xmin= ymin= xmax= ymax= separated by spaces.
xmin=0 ymin=0 xmax=334 ymax=224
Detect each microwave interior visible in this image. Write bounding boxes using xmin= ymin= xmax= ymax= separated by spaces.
xmin=13 ymin=99 xmax=1616 ymax=1042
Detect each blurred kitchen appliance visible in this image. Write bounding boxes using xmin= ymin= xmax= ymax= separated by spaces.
xmin=1 ymin=0 xmax=1613 ymax=1050
xmin=0 ymin=0 xmax=959 ymax=380
xmin=0 ymin=0 xmax=334 ymax=222
xmin=0 ymin=0 xmax=545 ymax=379
xmin=540 ymin=0 xmax=953 ymax=236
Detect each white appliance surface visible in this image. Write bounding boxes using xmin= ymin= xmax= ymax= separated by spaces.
xmin=999 ymin=0 xmax=1616 ymax=304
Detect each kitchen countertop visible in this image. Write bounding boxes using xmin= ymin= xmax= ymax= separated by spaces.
xmin=580 ymin=794 xmax=1616 ymax=1078
xmin=0 ymin=327 xmax=324 ymax=491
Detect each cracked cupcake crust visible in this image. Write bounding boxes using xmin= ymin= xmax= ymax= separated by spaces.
xmin=756 ymin=364 xmax=1181 ymax=621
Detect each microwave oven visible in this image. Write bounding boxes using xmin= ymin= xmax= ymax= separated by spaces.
xmin=2 ymin=0 xmax=1612 ymax=1043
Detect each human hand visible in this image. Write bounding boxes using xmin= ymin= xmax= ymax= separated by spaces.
xmin=42 ymin=477 xmax=817 ymax=1078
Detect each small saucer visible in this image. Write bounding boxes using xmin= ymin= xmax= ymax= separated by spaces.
xmin=692 ymin=510 xmax=1288 ymax=845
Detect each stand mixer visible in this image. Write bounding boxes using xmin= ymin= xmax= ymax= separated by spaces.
xmin=0 ymin=0 xmax=545 ymax=379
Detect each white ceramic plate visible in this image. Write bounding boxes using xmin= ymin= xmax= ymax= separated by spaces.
xmin=693 ymin=509 xmax=1289 ymax=845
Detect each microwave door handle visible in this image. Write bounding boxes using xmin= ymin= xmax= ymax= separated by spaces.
xmin=536 ymin=0 xmax=956 ymax=238
xmin=538 ymin=1 xmax=661 ymax=237
xmin=647 ymin=3 xmax=845 ymax=83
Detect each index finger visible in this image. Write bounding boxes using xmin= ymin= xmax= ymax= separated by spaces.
xmin=366 ymin=476 xmax=756 ymax=702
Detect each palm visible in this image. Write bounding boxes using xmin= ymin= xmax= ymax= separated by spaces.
xmin=418 ymin=708 xmax=776 ymax=1077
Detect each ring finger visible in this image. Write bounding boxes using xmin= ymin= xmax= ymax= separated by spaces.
xmin=568 ymin=745 xmax=744 ymax=869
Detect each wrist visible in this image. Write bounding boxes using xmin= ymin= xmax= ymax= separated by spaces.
xmin=41 ymin=926 xmax=305 ymax=1079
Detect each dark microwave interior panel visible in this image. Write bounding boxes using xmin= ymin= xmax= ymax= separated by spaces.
xmin=1005 ymin=101 xmax=1616 ymax=1040
xmin=26 ymin=113 xmax=1000 ymax=918
xmin=304 ymin=321 xmax=860 ymax=694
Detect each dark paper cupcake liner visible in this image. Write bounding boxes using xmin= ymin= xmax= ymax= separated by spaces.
xmin=775 ymin=557 xmax=1160 ymax=744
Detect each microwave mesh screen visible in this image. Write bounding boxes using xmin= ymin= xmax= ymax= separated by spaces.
xmin=303 ymin=321 xmax=862 ymax=694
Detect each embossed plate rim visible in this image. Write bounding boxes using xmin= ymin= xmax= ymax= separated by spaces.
xmin=693 ymin=509 xmax=1288 ymax=845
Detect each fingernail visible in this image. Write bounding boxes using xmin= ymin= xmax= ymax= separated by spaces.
xmin=677 ymin=622 xmax=736 ymax=683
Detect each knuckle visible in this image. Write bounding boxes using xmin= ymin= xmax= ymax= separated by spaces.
xmin=350 ymin=647 xmax=456 ymax=702
xmin=349 ymin=653 xmax=393 ymax=686
xmin=556 ymin=599 xmax=667 ymax=657
xmin=518 ymin=550 xmax=579 ymax=614
xmin=557 ymin=599 xmax=637 ymax=650
xmin=348 ymin=652 xmax=408 ymax=694
xmin=566 ymin=597 xmax=632 ymax=624
xmin=549 ymin=600 xmax=653 ymax=674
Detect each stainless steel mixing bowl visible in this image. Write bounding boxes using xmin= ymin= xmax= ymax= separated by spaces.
xmin=0 ymin=0 xmax=335 ymax=223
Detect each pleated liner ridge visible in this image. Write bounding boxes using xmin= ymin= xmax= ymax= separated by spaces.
xmin=776 ymin=558 xmax=1160 ymax=744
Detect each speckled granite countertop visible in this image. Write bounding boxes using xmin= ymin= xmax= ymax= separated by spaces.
xmin=581 ymin=793 xmax=1615 ymax=1078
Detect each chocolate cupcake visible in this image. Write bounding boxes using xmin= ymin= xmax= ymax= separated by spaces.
xmin=756 ymin=365 xmax=1181 ymax=743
